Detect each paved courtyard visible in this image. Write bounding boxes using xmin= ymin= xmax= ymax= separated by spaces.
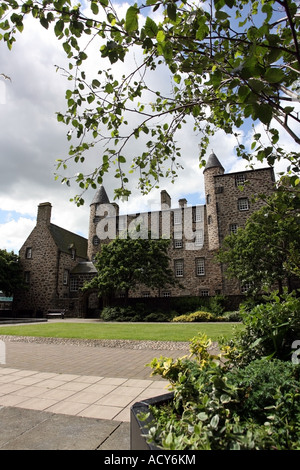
xmin=0 ymin=325 xmax=189 ymax=450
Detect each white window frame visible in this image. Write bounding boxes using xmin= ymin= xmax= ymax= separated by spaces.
xmin=241 ymin=282 xmax=252 ymax=293
xmin=63 ymin=269 xmax=69 ymax=286
xmin=236 ymin=174 xmax=246 ymax=186
xmin=238 ymin=198 xmax=249 ymax=211
xmin=93 ymin=235 xmax=100 ymax=246
xmin=200 ymin=289 xmax=209 ymax=297
xmin=174 ymin=239 xmax=183 ymax=249
xmin=195 ymin=230 xmax=204 ymax=246
xmin=174 ymin=210 xmax=182 ymax=225
xmin=230 ymin=223 xmax=238 ymax=234
xmin=175 ymin=259 xmax=184 ymax=277
xmin=70 ymin=277 xmax=78 ymax=292
xmin=194 ymin=206 xmax=202 ymax=222
xmin=196 ymin=258 xmax=205 ymax=276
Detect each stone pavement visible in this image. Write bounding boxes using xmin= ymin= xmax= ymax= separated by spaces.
xmin=0 ymin=322 xmax=189 ymax=450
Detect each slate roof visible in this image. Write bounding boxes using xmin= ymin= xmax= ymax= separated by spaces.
xmin=49 ymin=224 xmax=88 ymax=259
xmin=71 ymin=261 xmax=97 ymax=274
xmin=91 ymin=186 xmax=110 ymax=205
xmin=204 ymin=151 xmax=225 ymax=172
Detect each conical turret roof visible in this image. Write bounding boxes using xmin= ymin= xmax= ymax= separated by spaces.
xmin=204 ymin=151 xmax=224 ymax=173
xmin=90 ymin=186 xmax=110 ymax=205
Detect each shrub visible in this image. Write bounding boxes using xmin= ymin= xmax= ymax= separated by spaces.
xmin=222 ymin=310 xmax=242 ymax=322
xmin=222 ymin=290 xmax=300 ymax=367
xmin=142 ymin=334 xmax=300 ymax=450
xmin=172 ymin=311 xmax=214 ymax=322
xmin=101 ymin=306 xmax=140 ymax=321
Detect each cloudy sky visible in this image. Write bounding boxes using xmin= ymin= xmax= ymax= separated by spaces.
xmin=0 ymin=1 xmax=295 ymax=253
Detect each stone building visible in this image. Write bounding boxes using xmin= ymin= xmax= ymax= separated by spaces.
xmin=13 ymin=152 xmax=275 ymax=317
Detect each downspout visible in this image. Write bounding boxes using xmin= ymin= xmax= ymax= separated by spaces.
xmin=55 ymin=249 xmax=61 ymax=304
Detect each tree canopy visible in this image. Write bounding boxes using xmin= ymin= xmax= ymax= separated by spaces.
xmin=1 ymin=0 xmax=299 ymax=202
xmin=84 ymin=237 xmax=177 ymax=302
xmin=0 ymin=249 xmax=25 ymax=296
xmin=216 ymin=188 xmax=300 ymax=295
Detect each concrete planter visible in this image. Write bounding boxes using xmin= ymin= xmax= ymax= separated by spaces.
xmin=130 ymin=392 xmax=174 ymax=450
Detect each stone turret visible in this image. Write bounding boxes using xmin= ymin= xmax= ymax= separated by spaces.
xmin=203 ymin=151 xmax=224 ymax=250
xmin=87 ymin=186 xmax=119 ymax=260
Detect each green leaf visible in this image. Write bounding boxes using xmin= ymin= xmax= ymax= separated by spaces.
xmin=254 ymin=103 xmax=273 ymax=125
xmin=54 ymin=19 xmax=64 ymax=37
xmin=264 ymin=68 xmax=285 ymax=84
xmin=156 ymin=30 xmax=165 ymax=43
xmin=167 ymin=3 xmax=177 ymax=22
xmin=91 ymin=2 xmax=99 ymax=15
xmin=144 ymin=16 xmax=158 ymax=38
xmin=125 ymin=5 xmax=139 ymax=33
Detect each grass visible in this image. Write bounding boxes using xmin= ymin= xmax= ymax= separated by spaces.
xmin=0 ymin=322 xmax=243 ymax=342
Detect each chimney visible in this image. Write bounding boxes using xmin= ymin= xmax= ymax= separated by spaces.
xmin=160 ymin=190 xmax=171 ymax=210
xmin=37 ymin=202 xmax=52 ymax=226
xmin=178 ymin=198 xmax=187 ymax=208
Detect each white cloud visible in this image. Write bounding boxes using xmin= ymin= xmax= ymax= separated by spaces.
xmin=0 ymin=4 xmax=298 ymax=253
xmin=0 ymin=217 xmax=35 ymax=252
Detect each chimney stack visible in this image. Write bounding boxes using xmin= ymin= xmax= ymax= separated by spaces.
xmin=160 ymin=190 xmax=171 ymax=210
xmin=178 ymin=198 xmax=187 ymax=208
xmin=37 ymin=202 xmax=52 ymax=226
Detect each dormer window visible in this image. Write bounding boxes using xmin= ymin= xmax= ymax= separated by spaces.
xmin=68 ymin=243 xmax=76 ymax=260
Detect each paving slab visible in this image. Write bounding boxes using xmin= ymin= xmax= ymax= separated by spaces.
xmin=0 ymin=406 xmax=130 ymax=450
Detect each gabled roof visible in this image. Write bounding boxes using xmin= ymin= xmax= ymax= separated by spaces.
xmin=49 ymin=224 xmax=88 ymax=259
xmin=91 ymin=186 xmax=110 ymax=205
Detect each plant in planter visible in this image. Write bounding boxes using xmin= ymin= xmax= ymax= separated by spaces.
xmin=134 ymin=332 xmax=300 ymax=450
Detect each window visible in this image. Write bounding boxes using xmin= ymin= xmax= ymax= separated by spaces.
xmin=200 ymin=289 xmax=209 ymax=297
xmin=175 ymin=259 xmax=184 ymax=277
xmin=63 ymin=269 xmax=69 ymax=286
xmin=235 ymin=174 xmax=246 ymax=186
xmin=71 ymin=248 xmax=76 ymax=260
xmin=174 ymin=210 xmax=182 ymax=225
xmin=208 ymin=215 xmax=212 ymax=225
xmin=230 ymin=223 xmax=238 ymax=234
xmin=196 ymin=258 xmax=205 ymax=276
xmin=162 ymin=291 xmax=170 ymax=297
xmin=142 ymin=292 xmax=150 ymax=298
xmin=174 ymin=239 xmax=183 ymax=249
xmin=24 ymin=271 xmax=30 ymax=284
xmin=241 ymin=282 xmax=252 ymax=294
xmin=93 ymin=235 xmax=100 ymax=246
xmin=206 ymin=194 xmax=211 ymax=204
xmin=194 ymin=207 xmax=202 ymax=222
xmin=25 ymin=247 xmax=32 ymax=259
xmin=238 ymin=198 xmax=249 ymax=211
xmin=70 ymin=277 xmax=78 ymax=292
xmin=195 ymin=230 xmax=204 ymax=247
xmin=118 ymin=216 xmax=127 ymax=231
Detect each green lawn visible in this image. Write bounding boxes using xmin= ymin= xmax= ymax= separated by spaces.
xmin=0 ymin=322 xmax=243 ymax=342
